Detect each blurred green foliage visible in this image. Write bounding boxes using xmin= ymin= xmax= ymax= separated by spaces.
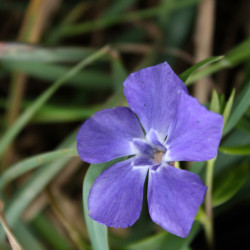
xmin=0 ymin=0 xmax=249 ymax=249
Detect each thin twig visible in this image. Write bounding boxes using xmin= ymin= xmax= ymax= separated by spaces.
xmin=0 ymin=200 xmax=22 ymax=250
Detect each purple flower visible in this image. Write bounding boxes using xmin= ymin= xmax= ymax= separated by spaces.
xmin=77 ymin=62 xmax=223 ymax=238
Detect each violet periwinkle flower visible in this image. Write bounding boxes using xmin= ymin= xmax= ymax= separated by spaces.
xmin=77 ymin=62 xmax=223 ymax=238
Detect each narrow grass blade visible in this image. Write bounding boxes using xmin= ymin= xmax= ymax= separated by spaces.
xmin=0 ymin=148 xmax=77 ymax=190
xmin=0 ymin=201 xmax=22 ymax=250
xmin=0 ymin=43 xmax=94 ymax=63
xmin=0 ymin=99 xmax=101 ymax=123
xmin=2 ymin=61 xmax=111 ymax=89
xmin=0 ymin=131 xmax=77 ymax=239
xmin=186 ymin=39 xmax=250 ymax=84
xmin=0 ymin=46 xmax=109 ymax=158
xmin=32 ymin=105 xmax=97 ymax=123
xmin=180 ymin=56 xmax=223 ymax=84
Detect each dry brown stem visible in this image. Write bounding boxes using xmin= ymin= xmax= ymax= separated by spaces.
xmin=194 ymin=0 xmax=215 ymax=103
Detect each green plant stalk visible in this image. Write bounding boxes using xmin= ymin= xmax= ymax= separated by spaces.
xmin=199 ymin=208 xmax=212 ymax=247
xmin=204 ymin=158 xmax=216 ymax=248
xmin=0 ymin=148 xmax=78 ymax=190
xmin=0 ymin=46 xmax=109 ymax=159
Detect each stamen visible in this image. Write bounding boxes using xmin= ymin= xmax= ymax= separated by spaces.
xmin=153 ymin=151 xmax=165 ymax=164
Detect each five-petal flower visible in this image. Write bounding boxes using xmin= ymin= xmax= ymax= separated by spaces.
xmin=77 ymin=62 xmax=223 ymax=238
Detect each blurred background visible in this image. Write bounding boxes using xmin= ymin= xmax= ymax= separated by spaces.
xmin=0 ymin=0 xmax=249 ymax=249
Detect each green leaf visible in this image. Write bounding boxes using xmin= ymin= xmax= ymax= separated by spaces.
xmin=219 ymin=145 xmax=250 ymax=155
xmin=213 ymin=164 xmax=248 ymax=207
xmin=126 ymin=222 xmax=200 ymax=250
xmin=210 ymin=89 xmax=220 ymax=113
xmin=83 ymin=158 xmax=125 ymax=250
xmin=223 ymin=81 xmax=250 ymax=135
xmin=179 ymin=56 xmax=223 ymax=84
xmin=222 ymin=88 xmax=235 ymax=127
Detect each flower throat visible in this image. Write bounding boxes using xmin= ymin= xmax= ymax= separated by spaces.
xmin=153 ymin=151 xmax=165 ymax=164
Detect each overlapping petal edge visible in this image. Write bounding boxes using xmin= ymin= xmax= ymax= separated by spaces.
xmin=77 ymin=62 xmax=223 ymax=238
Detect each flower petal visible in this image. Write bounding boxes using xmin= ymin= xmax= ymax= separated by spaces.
xmin=147 ymin=165 xmax=207 ymax=238
xmin=88 ymin=158 xmax=148 ymax=228
xmin=123 ymin=62 xmax=187 ymax=138
xmin=132 ymin=155 xmax=155 ymax=167
xmin=146 ymin=129 xmax=166 ymax=151
xmin=165 ymin=93 xmax=223 ymax=162
xmin=132 ymin=138 xmax=155 ymax=156
xmin=77 ymin=107 xmax=144 ymax=163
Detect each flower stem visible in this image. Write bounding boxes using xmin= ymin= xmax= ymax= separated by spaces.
xmin=204 ymin=158 xmax=216 ymax=249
